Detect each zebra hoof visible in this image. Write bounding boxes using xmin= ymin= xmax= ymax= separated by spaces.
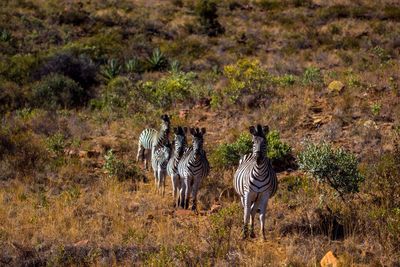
xmin=249 ymin=231 xmax=256 ymax=239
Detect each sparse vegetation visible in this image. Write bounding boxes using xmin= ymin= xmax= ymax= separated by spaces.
xmin=0 ymin=0 xmax=399 ymax=265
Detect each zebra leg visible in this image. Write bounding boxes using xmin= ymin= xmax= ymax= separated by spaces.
xmin=161 ymin=170 xmax=166 ymax=197
xmin=137 ymin=144 xmax=145 ymax=164
xmin=242 ymin=193 xmax=252 ymax=239
xmin=179 ymin=180 xmax=187 ymax=208
xmin=190 ymin=179 xmax=201 ymax=211
xmin=171 ymin=174 xmax=177 ymax=206
xmin=259 ymin=193 xmax=270 ymax=240
xmin=184 ymin=179 xmax=192 ymax=210
xmin=250 ymin=196 xmax=261 ymax=238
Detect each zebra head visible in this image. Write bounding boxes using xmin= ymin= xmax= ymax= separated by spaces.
xmin=160 ymin=114 xmax=171 ymax=133
xmin=190 ymin=127 xmax=206 ymax=152
xmin=173 ymin=126 xmax=188 ymax=157
xmin=249 ymin=124 xmax=269 ymax=162
xmin=160 ymin=141 xmax=172 ymax=163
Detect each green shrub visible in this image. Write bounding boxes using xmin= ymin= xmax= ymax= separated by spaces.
xmin=298 ymin=142 xmax=364 ymax=195
xmin=215 ymin=58 xmax=272 ymax=106
xmin=141 ymin=71 xmax=195 ymax=108
xmin=32 ymin=74 xmax=86 ymax=109
xmin=0 ymin=81 xmax=26 ymax=113
xmin=210 ymin=130 xmax=291 ymax=169
xmin=195 ymin=0 xmax=225 ymax=36
xmin=302 ymin=66 xmax=323 ymax=87
xmin=103 ymin=76 xmax=133 ymax=109
xmin=267 ymin=130 xmax=291 ymax=160
xmin=46 ymin=132 xmax=66 ymax=156
xmin=103 ymin=149 xmax=141 ymax=181
xmin=1 ymin=54 xmax=40 ymax=84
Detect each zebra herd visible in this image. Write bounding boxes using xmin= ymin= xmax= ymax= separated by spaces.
xmin=136 ymin=115 xmax=278 ymax=239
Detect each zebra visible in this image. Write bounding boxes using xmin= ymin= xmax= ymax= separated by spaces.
xmin=178 ymin=127 xmax=210 ymax=211
xmin=167 ymin=126 xmax=188 ymax=207
xmin=136 ymin=114 xmax=170 ymax=170
xmin=233 ymin=124 xmax=278 ymax=240
xmin=151 ymin=140 xmax=172 ymax=196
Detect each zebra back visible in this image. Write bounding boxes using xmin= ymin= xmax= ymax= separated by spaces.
xmin=138 ymin=128 xmax=158 ymax=149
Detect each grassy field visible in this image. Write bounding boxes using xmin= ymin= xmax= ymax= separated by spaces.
xmin=1 ymin=0 xmax=400 ymax=265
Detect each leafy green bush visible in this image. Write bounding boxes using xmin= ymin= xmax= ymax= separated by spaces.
xmin=103 ymin=76 xmax=133 ymax=109
xmin=32 ymin=74 xmax=86 ymax=109
xmin=46 ymin=132 xmax=66 ymax=156
xmin=195 ymin=0 xmax=225 ymax=36
xmin=298 ymin=142 xmax=364 ymax=195
xmin=103 ymin=149 xmax=141 ymax=181
xmin=302 ymin=66 xmax=323 ymax=87
xmin=1 ymin=54 xmax=40 ymax=84
xmin=210 ymin=130 xmax=291 ymax=169
xmin=141 ymin=71 xmax=195 ymax=108
xmin=213 ymin=58 xmax=272 ymax=107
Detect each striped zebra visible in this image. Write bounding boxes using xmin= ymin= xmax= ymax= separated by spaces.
xmin=136 ymin=114 xmax=170 ymax=170
xmin=233 ymin=124 xmax=278 ymax=240
xmin=178 ymin=128 xmax=210 ymax=210
xmin=151 ymin=140 xmax=172 ymax=196
xmin=167 ymin=126 xmax=188 ymax=206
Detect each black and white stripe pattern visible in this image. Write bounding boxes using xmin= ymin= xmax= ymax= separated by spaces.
xmin=178 ymin=128 xmax=209 ymax=210
xmin=151 ymin=141 xmax=172 ymax=196
xmin=233 ymin=124 xmax=278 ymax=239
xmin=136 ymin=115 xmax=170 ymax=170
xmin=167 ymin=126 xmax=188 ymax=206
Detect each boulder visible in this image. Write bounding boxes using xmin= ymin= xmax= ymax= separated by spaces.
xmin=328 ymin=81 xmax=345 ymax=93
xmin=320 ymin=251 xmax=338 ymax=267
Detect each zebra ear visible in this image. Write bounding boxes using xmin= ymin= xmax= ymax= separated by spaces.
xmin=183 ymin=127 xmax=188 ymax=134
xmin=200 ymin=128 xmax=206 ymax=135
xmin=249 ymin=126 xmax=256 ymax=135
xmin=173 ymin=127 xmax=178 ymax=134
xmin=263 ymin=125 xmax=269 ymax=135
xmin=189 ymin=128 xmax=196 ymax=135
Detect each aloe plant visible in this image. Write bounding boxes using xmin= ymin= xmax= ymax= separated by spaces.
xmin=147 ymin=48 xmax=167 ymax=71
xmin=101 ymin=59 xmax=121 ymax=81
xmin=0 ymin=29 xmax=11 ymax=42
xmin=169 ymin=60 xmax=181 ymax=73
xmin=125 ymin=58 xmax=141 ymax=73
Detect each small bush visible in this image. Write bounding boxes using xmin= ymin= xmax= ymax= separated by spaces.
xmin=35 ymin=52 xmax=97 ymax=90
xmin=0 ymin=81 xmax=26 ymax=113
xmin=32 ymin=74 xmax=86 ymax=109
xmin=103 ymin=76 xmax=134 ymax=109
xmin=215 ymin=58 xmax=272 ymax=107
xmin=298 ymin=142 xmax=364 ymax=195
xmin=103 ymin=149 xmax=141 ymax=181
xmin=210 ymin=130 xmax=291 ymax=169
xmin=195 ymin=0 xmax=225 ymax=36
xmin=141 ymin=71 xmax=195 ymax=108
xmin=302 ymin=66 xmax=323 ymax=88
xmin=2 ymin=54 xmax=40 ymax=83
